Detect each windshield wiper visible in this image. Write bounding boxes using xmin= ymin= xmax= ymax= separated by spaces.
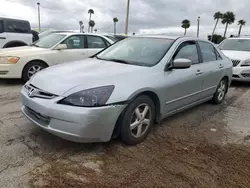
xmin=31 ymin=44 xmax=40 ymax=47
xmin=96 ymin=56 xmax=131 ymax=64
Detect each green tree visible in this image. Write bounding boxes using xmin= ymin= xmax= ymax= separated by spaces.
xmin=79 ymin=21 xmax=83 ymax=33
xmin=211 ymin=12 xmax=223 ymax=41
xmin=88 ymin=9 xmax=94 ymax=32
xmin=208 ymin=34 xmax=225 ymax=44
xmin=113 ymin=17 xmax=118 ymax=35
xmin=221 ymin=12 xmax=235 ymax=37
xmin=238 ymin=19 xmax=246 ymax=36
xmin=94 ymin=28 xmax=97 ymax=33
xmin=89 ymin=20 xmax=95 ymax=33
xmin=181 ymin=19 xmax=191 ymax=36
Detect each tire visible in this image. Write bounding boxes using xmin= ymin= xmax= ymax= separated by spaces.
xmin=212 ymin=78 xmax=228 ymax=104
xmin=22 ymin=61 xmax=47 ymax=82
xmin=120 ymin=95 xmax=155 ymax=145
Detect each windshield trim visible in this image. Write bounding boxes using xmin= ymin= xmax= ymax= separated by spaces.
xmin=95 ymin=37 xmax=176 ymax=67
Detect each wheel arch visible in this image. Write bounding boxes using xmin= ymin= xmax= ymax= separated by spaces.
xmin=3 ymin=40 xmax=28 ymax=48
xmin=112 ymin=89 xmax=161 ymax=138
xmin=21 ymin=59 xmax=49 ymax=80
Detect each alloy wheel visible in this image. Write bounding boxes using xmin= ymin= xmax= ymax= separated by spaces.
xmin=27 ymin=65 xmax=43 ymax=78
xmin=217 ymin=80 xmax=226 ymax=101
xmin=130 ymin=103 xmax=152 ymax=138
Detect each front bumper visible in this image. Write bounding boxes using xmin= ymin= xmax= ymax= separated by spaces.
xmin=232 ymin=67 xmax=250 ymax=82
xmin=20 ymin=88 xmax=126 ymax=143
xmin=0 ymin=64 xmax=22 ymax=78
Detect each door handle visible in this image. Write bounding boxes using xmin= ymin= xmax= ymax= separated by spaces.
xmin=196 ymin=70 xmax=203 ymax=75
xmin=219 ymin=64 xmax=224 ymax=68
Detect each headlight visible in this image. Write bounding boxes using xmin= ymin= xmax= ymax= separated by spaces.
xmin=241 ymin=59 xmax=250 ymax=66
xmin=59 ymin=85 xmax=115 ymax=107
xmin=0 ymin=56 xmax=20 ymax=64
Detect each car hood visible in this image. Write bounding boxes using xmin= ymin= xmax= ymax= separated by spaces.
xmin=221 ymin=50 xmax=250 ymax=60
xmin=0 ymin=46 xmax=48 ymax=57
xmin=30 ymin=58 xmax=149 ymax=96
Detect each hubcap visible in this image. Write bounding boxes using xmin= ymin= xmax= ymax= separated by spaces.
xmin=130 ymin=103 xmax=152 ymax=138
xmin=217 ymin=81 xmax=226 ymax=101
xmin=27 ymin=65 xmax=43 ymax=78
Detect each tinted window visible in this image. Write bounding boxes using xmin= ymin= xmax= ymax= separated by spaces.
xmin=174 ymin=42 xmax=199 ymax=64
xmin=219 ymin=39 xmax=250 ymax=52
xmin=97 ymin=37 xmax=174 ymax=67
xmin=0 ymin=21 xmax=3 ymax=33
xmin=5 ymin=20 xmax=30 ymax=33
xmin=87 ymin=36 xmax=107 ymax=48
xmin=61 ymin=35 xmax=85 ymax=49
xmin=198 ymin=41 xmax=217 ymax=62
xmin=34 ymin=34 xmax=66 ymax=48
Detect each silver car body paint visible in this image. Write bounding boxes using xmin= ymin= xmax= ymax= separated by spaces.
xmin=20 ymin=36 xmax=232 ymax=142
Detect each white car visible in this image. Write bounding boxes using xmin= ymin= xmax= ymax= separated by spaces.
xmin=219 ymin=37 xmax=250 ymax=82
xmin=0 ymin=17 xmax=33 ymax=48
xmin=0 ymin=33 xmax=113 ymax=81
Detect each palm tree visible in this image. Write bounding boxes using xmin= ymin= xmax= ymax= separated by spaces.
xmin=221 ymin=12 xmax=235 ymax=37
xmin=79 ymin=21 xmax=83 ymax=32
xmin=238 ymin=19 xmax=246 ymax=36
xmin=89 ymin=20 xmax=95 ymax=33
xmin=94 ymin=29 xmax=97 ymax=33
xmin=181 ymin=19 xmax=191 ymax=36
xmin=88 ymin=9 xmax=94 ymax=32
xmin=113 ymin=17 xmax=118 ymax=35
xmin=211 ymin=12 xmax=223 ymax=42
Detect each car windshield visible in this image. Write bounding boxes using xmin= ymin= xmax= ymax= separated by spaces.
xmin=38 ymin=30 xmax=55 ymax=39
xmin=219 ymin=39 xmax=250 ymax=51
xmin=33 ymin=34 xmax=66 ymax=48
xmin=96 ymin=37 xmax=174 ymax=67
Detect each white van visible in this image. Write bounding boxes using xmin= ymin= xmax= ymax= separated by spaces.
xmin=0 ymin=17 xmax=33 ymax=48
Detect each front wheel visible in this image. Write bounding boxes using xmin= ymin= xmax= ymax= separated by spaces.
xmin=212 ymin=78 xmax=228 ymax=104
xmin=120 ymin=95 xmax=155 ymax=145
xmin=22 ymin=61 xmax=47 ymax=82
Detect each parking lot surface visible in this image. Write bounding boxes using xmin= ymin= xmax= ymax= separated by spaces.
xmin=0 ymin=80 xmax=250 ymax=188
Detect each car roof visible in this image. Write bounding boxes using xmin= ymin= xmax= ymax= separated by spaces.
xmin=56 ymin=32 xmax=109 ymax=37
xmin=0 ymin=17 xmax=29 ymax=23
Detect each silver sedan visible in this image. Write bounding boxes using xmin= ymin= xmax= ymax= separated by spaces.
xmin=20 ymin=35 xmax=232 ymax=145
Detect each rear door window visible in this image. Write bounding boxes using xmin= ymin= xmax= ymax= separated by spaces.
xmin=198 ymin=41 xmax=217 ymax=62
xmin=5 ymin=20 xmax=30 ymax=33
xmin=87 ymin=36 xmax=108 ymax=48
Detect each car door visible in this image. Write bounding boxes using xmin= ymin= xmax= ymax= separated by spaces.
xmin=163 ymin=40 xmax=204 ymax=115
xmin=197 ymin=41 xmax=225 ymax=99
xmin=85 ymin=35 xmax=109 ymax=57
xmin=52 ymin=35 xmax=88 ymax=64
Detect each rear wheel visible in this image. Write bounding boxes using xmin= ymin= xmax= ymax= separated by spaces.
xmin=120 ymin=95 xmax=155 ymax=145
xmin=212 ymin=78 xmax=228 ymax=104
xmin=22 ymin=61 xmax=47 ymax=82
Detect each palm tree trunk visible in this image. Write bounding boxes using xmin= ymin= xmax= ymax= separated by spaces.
xmin=211 ymin=19 xmax=219 ymax=42
xmin=114 ymin=22 xmax=116 ymax=35
xmin=184 ymin=28 xmax=187 ymax=36
xmin=238 ymin=25 xmax=242 ymax=36
xmin=223 ymin=23 xmax=228 ymax=38
xmin=88 ymin=14 xmax=92 ymax=33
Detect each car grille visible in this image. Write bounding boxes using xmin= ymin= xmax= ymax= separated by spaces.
xmin=231 ymin=59 xmax=241 ymax=67
xmin=24 ymin=106 xmax=50 ymax=126
xmin=24 ymin=84 xmax=57 ymax=99
xmin=241 ymin=73 xmax=250 ymax=78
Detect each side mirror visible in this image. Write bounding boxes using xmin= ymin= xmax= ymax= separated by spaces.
xmin=54 ymin=44 xmax=67 ymax=50
xmin=173 ymin=58 xmax=192 ymax=69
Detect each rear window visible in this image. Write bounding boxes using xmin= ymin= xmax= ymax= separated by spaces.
xmin=5 ymin=20 xmax=30 ymax=33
